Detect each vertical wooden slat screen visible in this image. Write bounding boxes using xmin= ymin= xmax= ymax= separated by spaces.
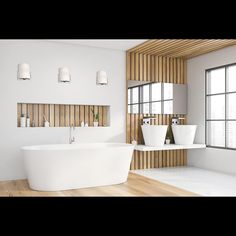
xmin=98 ymin=106 xmax=103 ymax=126
xmin=38 ymin=104 xmax=44 ymax=127
xmin=74 ymin=105 xmax=80 ymax=127
xmin=54 ymin=104 xmax=60 ymax=127
xmin=89 ymin=105 xmax=94 ymax=127
xmin=127 ymin=52 xmax=187 ymax=170
xmin=49 ymin=104 xmax=54 ymax=127
xmin=64 ymin=105 xmax=70 ymax=127
xmin=69 ymin=105 xmax=74 ymax=126
xmin=27 ymin=104 xmax=33 ymax=127
xmin=17 ymin=103 xmax=109 ymax=127
xmin=33 ymin=104 xmax=39 ymax=127
xmin=85 ymin=106 xmax=89 ymax=125
xmin=17 ymin=103 xmax=21 ymax=127
xmin=59 ymin=105 xmax=65 ymax=127
xmin=102 ymin=106 xmax=107 ymax=127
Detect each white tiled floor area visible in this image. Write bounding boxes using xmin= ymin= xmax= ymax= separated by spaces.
xmin=131 ymin=167 xmax=236 ymax=196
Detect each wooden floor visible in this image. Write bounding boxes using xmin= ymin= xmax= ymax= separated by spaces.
xmin=0 ymin=172 xmax=197 ymax=196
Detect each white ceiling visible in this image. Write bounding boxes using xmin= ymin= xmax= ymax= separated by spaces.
xmin=48 ymin=40 xmax=147 ymax=51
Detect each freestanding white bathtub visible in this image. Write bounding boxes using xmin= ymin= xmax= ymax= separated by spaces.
xmin=21 ymin=143 xmax=134 ymax=191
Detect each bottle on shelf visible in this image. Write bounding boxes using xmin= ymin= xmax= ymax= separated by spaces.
xmin=20 ymin=114 xmax=26 ymax=127
xmin=26 ymin=114 xmax=30 ymax=127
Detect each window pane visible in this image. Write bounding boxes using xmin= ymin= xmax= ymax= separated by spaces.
xmin=207 ymin=95 xmax=225 ymax=119
xmin=152 ymin=83 xmax=161 ymax=101
xmin=143 ymin=85 xmax=150 ymax=102
xmin=164 ymin=100 xmax=173 ymax=114
xmin=226 ymin=121 xmax=236 ymax=148
xmin=207 ymin=121 xmax=225 ymax=147
xmin=131 ymin=104 xmax=139 ymax=114
xmin=207 ymin=68 xmax=225 ymax=94
xmin=227 ymin=93 xmax=236 ymax=119
xmin=142 ymin=103 xmax=150 ymax=114
xmin=132 ymin=87 xmax=139 ymax=104
xmin=164 ymin=83 xmax=173 ymax=100
xmin=128 ymin=89 xmax=131 ymax=104
xmin=227 ymin=65 xmax=236 ymax=92
xmin=128 ymin=105 xmax=131 ymax=113
xmin=151 ymin=102 xmax=161 ymax=114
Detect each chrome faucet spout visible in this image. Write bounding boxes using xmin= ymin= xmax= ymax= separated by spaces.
xmin=142 ymin=117 xmax=157 ymax=125
xmin=172 ymin=117 xmax=185 ymax=125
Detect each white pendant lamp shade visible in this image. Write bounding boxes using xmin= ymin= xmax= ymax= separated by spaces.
xmin=58 ymin=67 xmax=71 ymax=83
xmin=17 ymin=63 xmax=31 ymax=80
xmin=96 ymin=70 xmax=108 ymax=85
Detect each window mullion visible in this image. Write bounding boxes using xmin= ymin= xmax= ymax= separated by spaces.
xmin=225 ymin=67 xmax=227 ymax=148
xmin=161 ymin=83 xmax=164 ymax=114
xmin=150 ymin=84 xmax=152 ymax=114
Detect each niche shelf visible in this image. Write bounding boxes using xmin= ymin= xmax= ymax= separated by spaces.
xmin=17 ymin=103 xmax=110 ymax=127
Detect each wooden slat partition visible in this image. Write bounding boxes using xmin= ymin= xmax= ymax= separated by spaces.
xmin=128 ymin=39 xmax=236 ymax=59
xmin=17 ymin=103 xmax=109 ymax=127
xmin=127 ymin=52 xmax=187 ymax=170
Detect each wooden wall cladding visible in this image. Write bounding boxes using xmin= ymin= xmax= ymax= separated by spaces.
xmin=17 ymin=103 xmax=109 ymax=127
xmin=126 ymin=52 xmax=187 ymax=170
xmin=128 ymin=39 xmax=236 ymax=59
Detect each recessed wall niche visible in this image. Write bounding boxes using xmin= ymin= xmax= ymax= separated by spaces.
xmin=17 ymin=103 xmax=110 ymax=127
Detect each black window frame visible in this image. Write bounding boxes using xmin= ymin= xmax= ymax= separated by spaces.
xmin=128 ymin=82 xmax=173 ymax=115
xmin=205 ymin=62 xmax=236 ymax=151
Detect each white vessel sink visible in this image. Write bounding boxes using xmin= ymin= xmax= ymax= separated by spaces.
xmin=141 ymin=125 xmax=168 ymax=146
xmin=172 ymin=125 xmax=197 ymax=145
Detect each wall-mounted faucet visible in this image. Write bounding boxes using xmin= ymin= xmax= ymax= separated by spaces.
xmin=69 ymin=124 xmax=76 ymax=144
xmin=142 ymin=117 xmax=157 ymax=125
xmin=171 ymin=117 xmax=185 ymax=125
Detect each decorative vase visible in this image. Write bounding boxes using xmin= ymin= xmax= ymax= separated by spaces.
xmin=165 ymin=139 xmax=171 ymax=144
xmin=93 ymin=121 xmax=98 ymax=127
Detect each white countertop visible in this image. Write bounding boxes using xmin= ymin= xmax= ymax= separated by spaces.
xmin=134 ymin=144 xmax=206 ymax=151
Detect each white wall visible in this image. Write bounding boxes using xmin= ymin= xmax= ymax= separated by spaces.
xmin=187 ymin=45 xmax=236 ymax=175
xmin=0 ymin=40 xmax=126 ymax=180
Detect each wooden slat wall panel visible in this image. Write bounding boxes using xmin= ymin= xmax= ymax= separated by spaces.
xmin=17 ymin=103 xmax=21 ymax=127
xmin=89 ymin=105 xmax=93 ymax=127
xmin=102 ymin=106 xmax=107 ymax=126
xmin=98 ymin=106 xmax=103 ymax=126
xmin=64 ymin=105 xmax=70 ymax=127
xmin=54 ymin=104 xmax=60 ymax=127
xmin=44 ymin=104 xmax=49 ymax=124
xmin=79 ymin=105 xmax=85 ymax=125
xmin=85 ymin=106 xmax=89 ymax=126
xmin=17 ymin=103 xmax=109 ymax=128
xmin=59 ymin=105 xmax=65 ymax=127
xmin=127 ymin=53 xmax=187 ymax=170
xmin=74 ymin=105 xmax=80 ymax=127
xmin=27 ymin=104 xmax=33 ymax=127
xmin=21 ymin=104 xmax=27 ymax=122
xmin=33 ymin=104 xmax=39 ymax=127
xmin=69 ymin=105 xmax=74 ymax=126
xmin=93 ymin=106 xmax=98 ymax=124
xmin=38 ymin=104 xmax=44 ymax=127
xmin=49 ymin=104 xmax=54 ymax=127
xmin=128 ymin=39 xmax=236 ymax=59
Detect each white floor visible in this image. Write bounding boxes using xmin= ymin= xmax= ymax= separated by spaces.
xmin=131 ymin=167 xmax=236 ymax=196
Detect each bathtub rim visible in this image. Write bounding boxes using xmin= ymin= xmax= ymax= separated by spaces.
xmin=21 ymin=142 xmax=134 ymax=151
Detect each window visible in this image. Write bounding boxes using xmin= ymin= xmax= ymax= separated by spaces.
xmin=128 ymin=87 xmax=139 ymax=114
xmin=206 ymin=64 xmax=236 ymax=149
xmin=128 ymin=82 xmax=173 ymax=114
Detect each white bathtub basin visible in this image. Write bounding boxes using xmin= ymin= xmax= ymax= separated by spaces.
xmin=172 ymin=125 xmax=197 ymax=145
xmin=21 ymin=143 xmax=134 ymax=191
xmin=141 ymin=125 xmax=168 ymax=146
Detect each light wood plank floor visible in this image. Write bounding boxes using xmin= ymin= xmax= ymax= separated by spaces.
xmin=0 ymin=172 xmax=197 ymax=196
